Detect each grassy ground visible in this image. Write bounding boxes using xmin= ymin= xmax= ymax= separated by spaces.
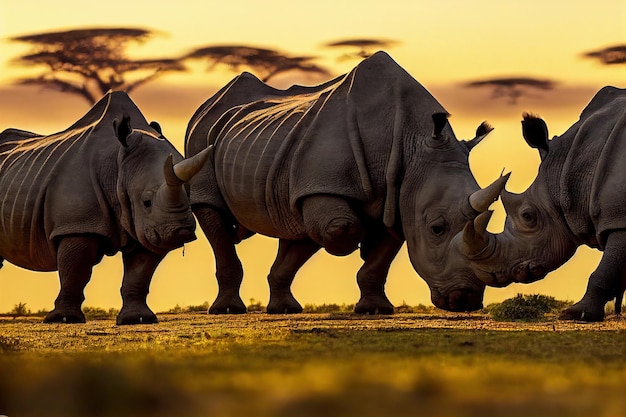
xmin=0 ymin=312 xmax=624 ymax=417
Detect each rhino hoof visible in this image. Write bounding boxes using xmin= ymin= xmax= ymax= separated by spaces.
xmin=355 ymin=296 xmax=394 ymax=315
xmin=208 ymin=296 xmax=247 ymax=314
xmin=43 ymin=310 xmax=86 ymax=324
xmin=559 ymin=307 xmax=605 ymax=322
xmin=116 ymin=307 xmax=158 ymax=325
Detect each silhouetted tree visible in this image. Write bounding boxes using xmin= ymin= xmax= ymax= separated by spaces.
xmin=324 ymin=38 xmax=398 ymax=60
xmin=9 ymin=27 xmax=186 ymax=104
xmin=464 ymin=77 xmax=557 ymax=104
xmin=184 ymin=45 xmax=330 ymax=83
xmin=583 ymin=44 xmax=626 ymax=65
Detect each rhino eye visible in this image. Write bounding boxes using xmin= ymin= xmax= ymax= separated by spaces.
xmin=520 ymin=209 xmax=537 ymax=227
xmin=431 ymin=225 xmax=445 ymax=236
xmin=429 ymin=217 xmax=449 ymax=237
xmin=141 ymin=190 xmax=154 ymax=212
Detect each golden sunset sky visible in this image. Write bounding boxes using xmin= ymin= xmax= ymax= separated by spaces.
xmin=0 ymin=0 xmax=624 ymax=313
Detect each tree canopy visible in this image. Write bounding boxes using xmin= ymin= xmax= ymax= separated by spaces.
xmin=184 ymin=45 xmax=330 ymax=82
xmin=464 ymin=77 xmax=557 ymax=104
xmin=583 ymin=45 xmax=626 ymax=65
xmin=10 ymin=27 xmax=186 ymax=104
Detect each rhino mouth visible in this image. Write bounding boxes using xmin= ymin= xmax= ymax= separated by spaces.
xmin=431 ymin=287 xmax=484 ymax=312
xmin=512 ymin=262 xmax=547 ymax=283
xmin=143 ymin=226 xmax=196 ymax=252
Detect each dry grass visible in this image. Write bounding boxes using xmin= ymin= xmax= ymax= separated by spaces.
xmin=0 ymin=312 xmax=624 ymax=417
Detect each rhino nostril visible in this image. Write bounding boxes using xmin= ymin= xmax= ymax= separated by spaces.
xmin=527 ymin=263 xmax=547 ymax=281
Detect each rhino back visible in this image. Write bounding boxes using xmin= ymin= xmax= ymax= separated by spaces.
xmin=0 ymin=92 xmax=149 ymax=270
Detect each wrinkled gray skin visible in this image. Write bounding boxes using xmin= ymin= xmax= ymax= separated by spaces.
xmin=463 ymin=86 xmax=626 ymax=322
xmin=185 ymin=52 xmax=506 ymax=314
xmin=0 ymin=91 xmax=209 ymax=325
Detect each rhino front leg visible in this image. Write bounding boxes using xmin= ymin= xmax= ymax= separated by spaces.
xmin=45 ymin=236 xmax=104 ymax=324
xmin=116 ymin=245 xmax=165 ymax=325
xmin=561 ymin=231 xmax=626 ymax=322
xmin=267 ymin=238 xmax=321 ymax=314
xmin=194 ymin=205 xmax=247 ymax=314
xmin=354 ymin=228 xmax=403 ymax=315
xmin=302 ymin=195 xmax=365 ymax=256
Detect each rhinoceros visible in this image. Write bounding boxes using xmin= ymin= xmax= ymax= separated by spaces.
xmin=462 ymin=86 xmax=626 ymax=321
xmin=0 ymin=91 xmax=209 ymax=325
xmin=185 ymin=51 xmax=506 ymax=314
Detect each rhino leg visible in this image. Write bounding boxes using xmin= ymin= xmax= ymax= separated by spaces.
xmin=194 ymin=205 xmax=247 ymax=314
xmin=116 ymin=245 xmax=164 ymax=325
xmin=44 ymin=236 xmax=103 ymax=324
xmin=267 ymin=238 xmax=321 ymax=314
xmin=354 ymin=228 xmax=403 ymax=315
xmin=560 ymin=231 xmax=626 ymax=322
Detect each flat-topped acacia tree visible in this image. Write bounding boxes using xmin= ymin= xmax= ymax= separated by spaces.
xmin=184 ymin=45 xmax=331 ymax=83
xmin=9 ymin=27 xmax=186 ymax=105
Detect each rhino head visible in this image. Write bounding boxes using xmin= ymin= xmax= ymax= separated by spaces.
xmin=398 ymin=114 xmax=509 ymax=311
xmin=461 ymin=114 xmax=579 ymax=287
xmin=114 ymin=117 xmax=210 ymax=254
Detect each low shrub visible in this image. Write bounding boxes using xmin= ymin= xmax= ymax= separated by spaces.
xmin=303 ymin=303 xmax=355 ymax=314
xmin=83 ymin=306 xmax=119 ymax=320
xmin=395 ymin=302 xmax=438 ymax=314
xmin=247 ymin=298 xmax=265 ymax=312
xmin=10 ymin=302 xmax=30 ymax=317
xmin=488 ymin=294 xmax=568 ymax=322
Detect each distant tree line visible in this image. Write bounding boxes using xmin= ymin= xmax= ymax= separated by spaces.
xmin=7 ymin=26 xmax=621 ymax=106
xmin=7 ymin=27 xmax=396 ymax=105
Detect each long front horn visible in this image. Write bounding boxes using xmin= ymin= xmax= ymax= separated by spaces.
xmin=462 ymin=210 xmax=495 ymax=258
xmin=469 ymin=172 xmax=511 ymax=212
xmin=164 ymin=147 xmax=212 ymax=186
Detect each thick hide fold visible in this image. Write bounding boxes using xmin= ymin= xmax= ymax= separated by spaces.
xmin=559 ymin=87 xmax=626 ymax=248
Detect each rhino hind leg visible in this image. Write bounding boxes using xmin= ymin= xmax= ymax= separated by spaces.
xmin=354 ymin=228 xmax=403 ymax=315
xmin=194 ymin=205 xmax=247 ymax=314
xmin=44 ymin=236 xmax=104 ymax=324
xmin=116 ymin=246 xmax=164 ymax=325
xmin=560 ymin=231 xmax=626 ymax=322
xmin=302 ymin=195 xmax=365 ymax=256
xmin=267 ymin=239 xmax=321 ymax=314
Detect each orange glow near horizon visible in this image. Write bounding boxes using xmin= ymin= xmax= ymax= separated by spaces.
xmin=0 ymin=0 xmax=624 ymax=313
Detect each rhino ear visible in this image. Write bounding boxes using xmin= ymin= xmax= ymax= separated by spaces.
xmin=463 ymin=121 xmax=494 ymax=152
xmin=114 ymin=116 xmax=133 ymax=147
xmin=522 ymin=113 xmax=549 ymax=157
xmin=150 ymin=121 xmax=163 ymax=136
xmin=432 ymin=112 xmax=450 ymax=138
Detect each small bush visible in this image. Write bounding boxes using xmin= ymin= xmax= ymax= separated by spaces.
xmin=83 ymin=306 xmax=119 ymax=320
xmin=10 ymin=302 xmax=30 ymax=317
xmin=489 ymin=294 xmax=566 ymax=322
xmin=303 ymin=303 xmax=355 ymax=313
xmin=395 ymin=302 xmax=438 ymax=314
xmin=247 ymin=298 xmax=265 ymax=312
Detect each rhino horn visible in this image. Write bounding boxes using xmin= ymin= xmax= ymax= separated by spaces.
xmin=501 ymin=188 xmax=522 ymax=215
xmin=469 ymin=172 xmax=511 ymax=213
xmin=164 ymin=147 xmax=212 ymax=186
xmin=462 ymin=210 xmax=495 ymax=258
